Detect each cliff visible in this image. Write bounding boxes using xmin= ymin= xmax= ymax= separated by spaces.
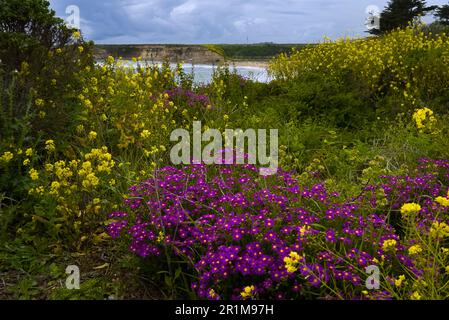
xmin=94 ymin=45 xmax=225 ymax=64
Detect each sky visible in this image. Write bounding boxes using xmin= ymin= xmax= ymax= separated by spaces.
xmin=49 ymin=0 xmax=449 ymax=44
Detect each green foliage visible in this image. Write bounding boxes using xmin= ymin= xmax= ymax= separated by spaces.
xmin=210 ymin=43 xmax=306 ymax=60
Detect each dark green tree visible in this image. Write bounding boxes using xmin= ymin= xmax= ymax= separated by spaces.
xmin=0 ymin=0 xmax=93 ymax=142
xmin=435 ymin=4 xmax=449 ymax=25
xmin=369 ymin=0 xmax=437 ymax=34
xmin=0 ymin=0 xmax=81 ymax=71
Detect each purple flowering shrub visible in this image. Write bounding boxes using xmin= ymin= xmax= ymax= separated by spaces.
xmin=165 ymin=87 xmax=212 ymax=110
xmin=107 ymin=159 xmax=449 ymax=300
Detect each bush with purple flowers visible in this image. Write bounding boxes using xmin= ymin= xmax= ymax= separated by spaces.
xmin=108 ymin=157 xmax=449 ymax=300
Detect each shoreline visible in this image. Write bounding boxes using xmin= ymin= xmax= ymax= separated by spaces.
xmin=226 ymin=60 xmax=269 ymax=68
xmin=117 ymin=59 xmax=270 ymax=69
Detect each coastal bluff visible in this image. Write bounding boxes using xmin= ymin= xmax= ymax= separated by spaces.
xmin=94 ymin=45 xmax=224 ymax=64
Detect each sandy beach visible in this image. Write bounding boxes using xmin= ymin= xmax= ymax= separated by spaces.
xmin=227 ymin=60 xmax=269 ymax=68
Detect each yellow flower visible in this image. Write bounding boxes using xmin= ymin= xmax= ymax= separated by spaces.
xmin=400 ymin=203 xmax=421 ymax=216
xmin=88 ymin=131 xmax=97 ymax=140
xmin=412 ymin=107 xmax=435 ymax=130
xmin=45 ymin=140 xmax=56 ymax=152
xmin=286 ymin=265 xmax=298 ymax=273
xmin=435 ymin=196 xmax=449 ymax=207
xmin=73 ymin=31 xmax=81 ymax=39
xmin=50 ymin=181 xmax=61 ymax=195
xmin=284 ymin=251 xmax=301 ymax=273
xmin=209 ymin=289 xmax=218 ymax=299
xmin=156 ymin=231 xmax=165 ymax=243
xmin=410 ymin=291 xmax=421 ymax=300
xmin=78 ymin=46 xmax=84 ymax=53
xmin=25 ymin=148 xmax=33 ymax=157
xmin=23 ymin=159 xmax=30 ymax=166
xmin=35 ymin=98 xmax=44 ymax=107
xmin=382 ymin=239 xmax=397 ymax=252
xmin=76 ymin=125 xmax=85 ymax=134
xmin=140 ymin=130 xmax=151 ymax=139
xmin=408 ymin=245 xmax=422 ymax=255
xmin=1 ymin=151 xmax=14 ymax=163
xmin=82 ymin=173 xmax=99 ymax=189
xmin=35 ymin=186 xmax=44 ymax=194
xmin=39 ymin=111 xmax=46 ymax=118
xmin=106 ymin=56 xmax=115 ymax=64
xmin=429 ymin=221 xmax=449 ymax=238
xmin=299 ymin=225 xmax=310 ymax=237
xmin=240 ymin=285 xmax=255 ymax=299
xmin=289 ymin=251 xmax=300 ymax=261
xmin=29 ymin=168 xmax=39 ymax=181
xmin=395 ymin=275 xmax=406 ymax=287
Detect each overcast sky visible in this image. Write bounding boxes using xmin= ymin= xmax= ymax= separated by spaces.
xmin=49 ymin=0 xmax=448 ymax=44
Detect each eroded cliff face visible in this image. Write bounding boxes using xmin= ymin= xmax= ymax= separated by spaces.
xmin=94 ymin=45 xmax=224 ymax=64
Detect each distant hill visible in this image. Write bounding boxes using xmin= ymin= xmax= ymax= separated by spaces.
xmin=205 ymin=44 xmax=307 ymax=61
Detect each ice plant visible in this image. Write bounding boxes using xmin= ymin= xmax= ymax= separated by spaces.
xmin=106 ymin=158 xmax=449 ymax=300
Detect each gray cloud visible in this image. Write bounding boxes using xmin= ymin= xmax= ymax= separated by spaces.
xmin=49 ymin=0 xmax=449 ymax=44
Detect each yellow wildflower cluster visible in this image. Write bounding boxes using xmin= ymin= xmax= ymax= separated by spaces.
xmin=140 ymin=130 xmax=151 ymax=139
xmin=284 ymin=251 xmax=301 ymax=273
xmin=35 ymin=98 xmax=45 ymax=107
xmin=240 ymin=285 xmax=256 ymax=300
xmin=436 ymin=196 xmax=449 ymax=207
xmin=88 ymin=131 xmax=97 ymax=140
xmin=29 ymin=168 xmax=39 ymax=181
xmin=299 ymin=225 xmax=311 ymax=237
xmin=73 ymin=31 xmax=81 ymax=39
xmin=156 ymin=231 xmax=165 ymax=243
xmin=382 ymin=239 xmax=397 ymax=252
xmin=395 ymin=275 xmax=406 ymax=287
xmin=269 ymin=26 xmax=449 ymax=111
xmin=400 ymin=203 xmax=421 ymax=216
xmin=410 ymin=291 xmax=422 ymax=300
xmin=435 ymin=190 xmax=449 ymax=207
xmin=429 ymin=221 xmax=449 ymax=239
xmin=412 ymin=107 xmax=436 ymax=130
xmin=408 ymin=245 xmax=423 ymax=256
xmin=30 ymin=147 xmax=114 ymax=198
xmin=74 ymin=58 xmax=182 ymax=161
xmin=27 ymin=147 xmax=116 ymax=226
xmin=45 ymin=140 xmax=56 ymax=152
xmin=84 ymin=147 xmax=115 ymax=174
xmin=0 ymin=151 xmax=14 ymax=163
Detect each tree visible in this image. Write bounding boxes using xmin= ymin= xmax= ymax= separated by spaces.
xmin=0 ymin=0 xmax=89 ymax=72
xmin=436 ymin=4 xmax=449 ymax=25
xmin=369 ymin=0 xmax=437 ymax=34
xmin=0 ymin=0 xmax=93 ymax=142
